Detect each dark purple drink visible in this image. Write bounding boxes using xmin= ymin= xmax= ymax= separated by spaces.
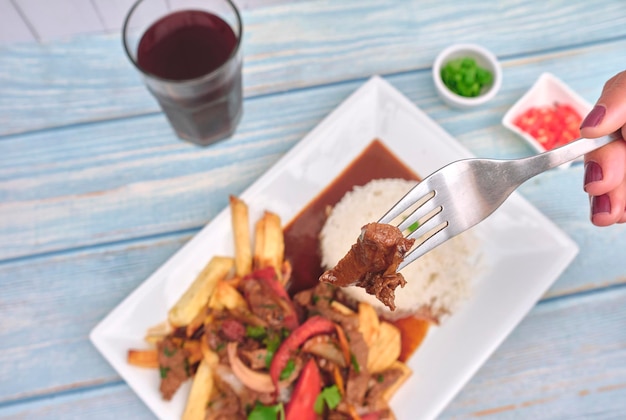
xmin=123 ymin=2 xmax=243 ymax=146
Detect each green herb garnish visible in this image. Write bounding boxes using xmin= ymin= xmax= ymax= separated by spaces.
xmin=248 ymin=401 xmax=285 ymax=420
xmin=246 ymin=325 xmax=267 ymax=339
xmin=314 ymin=385 xmax=342 ymax=414
xmin=159 ymin=366 xmax=170 ymax=379
xmin=279 ymin=359 xmax=296 ymax=380
xmin=264 ymin=332 xmax=282 ymax=368
xmin=350 ymin=353 xmax=360 ymax=373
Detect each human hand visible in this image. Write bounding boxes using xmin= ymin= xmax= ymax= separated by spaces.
xmin=580 ymin=70 xmax=626 ymax=226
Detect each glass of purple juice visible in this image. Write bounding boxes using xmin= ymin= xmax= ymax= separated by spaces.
xmin=122 ymin=0 xmax=243 ymax=146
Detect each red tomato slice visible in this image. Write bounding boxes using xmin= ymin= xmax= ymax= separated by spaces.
xmin=284 ymin=359 xmax=322 ymax=420
xmin=269 ymin=316 xmax=336 ymax=395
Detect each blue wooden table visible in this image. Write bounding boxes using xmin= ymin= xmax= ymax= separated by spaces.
xmin=1 ymin=0 xmax=626 ymax=418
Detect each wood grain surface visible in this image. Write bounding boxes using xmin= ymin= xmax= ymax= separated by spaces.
xmin=1 ymin=0 xmax=625 ymax=419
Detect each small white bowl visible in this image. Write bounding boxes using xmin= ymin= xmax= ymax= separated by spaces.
xmin=432 ymin=43 xmax=502 ymax=109
xmin=502 ymin=72 xmax=592 ymax=167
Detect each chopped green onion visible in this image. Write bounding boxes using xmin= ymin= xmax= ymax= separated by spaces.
xmin=440 ymin=57 xmax=493 ymax=98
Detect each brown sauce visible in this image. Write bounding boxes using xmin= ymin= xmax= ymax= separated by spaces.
xmin=283 ymin=139 xmax=431 ymax=361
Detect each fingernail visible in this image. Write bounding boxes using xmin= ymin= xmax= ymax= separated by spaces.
xmin=584 ymin=161 xmax=603 ymax=190
xmin=591 ymin=194 xmax=611 ymax=216
xmin=580 ymin=105 xmax=606 ymax=129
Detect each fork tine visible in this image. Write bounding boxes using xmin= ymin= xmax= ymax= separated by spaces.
xmin=396 ymin=193 xmax=442 ymax=232
xmin=378 ymin=182 xmax=434 ymax=224
xmin=397 ymin=221 xmax=451 ymax=272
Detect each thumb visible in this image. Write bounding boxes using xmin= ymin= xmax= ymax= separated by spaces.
xmin=580 ymin=70 xmax=626 ymax=140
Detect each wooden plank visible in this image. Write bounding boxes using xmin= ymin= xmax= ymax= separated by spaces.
xmin=1 ymin=0 xmax=626 ymax=136
xmin=1 ymin=276 xmax=625 ymax=417
xmin=13 ymin=0 xmax=104 ymax=41
xmin=0 ymin=233 xmax=191 ymax=404
xmin=0 ymin=0 xmax=35 ymax=44
xmin=443 ymin=286 xmax=626 ymax=418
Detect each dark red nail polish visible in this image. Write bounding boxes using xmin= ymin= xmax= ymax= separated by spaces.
xmin=584 ymin=161 xmax=603 ymax=190
xmin=580 ymin=105 xmax=606 ymax=129
xmin=591 ymin=194 xmax=611 ymax=216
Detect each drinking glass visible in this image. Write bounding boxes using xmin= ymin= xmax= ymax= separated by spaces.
xmin=123 ymin=0 xmax=243 ymax=146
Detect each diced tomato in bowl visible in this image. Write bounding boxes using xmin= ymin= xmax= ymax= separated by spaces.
xmin=502 ymin=72 xmax=592 ymax=168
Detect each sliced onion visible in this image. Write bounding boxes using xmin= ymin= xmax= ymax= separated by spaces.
xmin=227 ymin=342 xmax=275 ymax=393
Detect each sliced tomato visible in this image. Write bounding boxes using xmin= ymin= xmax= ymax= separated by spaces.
xmin=269 ymin=316 xmax=336 ymax=394
xmin=284 ymin=359 xmax=321 ymax=420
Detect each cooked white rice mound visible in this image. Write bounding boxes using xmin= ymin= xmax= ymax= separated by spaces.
xmin=320 ymin=178 xmax=479 ymax=322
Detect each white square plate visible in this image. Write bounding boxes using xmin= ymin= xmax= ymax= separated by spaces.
xmin=90 ymin=76 xmax=578 ymax=420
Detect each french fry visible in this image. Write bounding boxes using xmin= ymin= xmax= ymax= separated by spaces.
xmin=208 ymin=280 xmax=248 ymax=311
xmin=127 ymin=349 xmax=159 ymax=368
xmin=367 ymin=321 xmax=401 ymax=373
xmin=330 ymin=300 xmax=355 ymax=316
xmin=230 ymin=196 xmax=253 ymax=277
xmin=253 ymin=211 xmax=284 ymax=275
xmin=182 ymin=358 xmax=214 ymax=420
xmin=358 ymin=302 xmax=380 ymax=347
xmin=144 ymin=321 xmax=172 ymax=344
xmin=381 ymin=361 xmax=412 ymax=402
xmin=168 ymin=256 xmax=234 ymax=327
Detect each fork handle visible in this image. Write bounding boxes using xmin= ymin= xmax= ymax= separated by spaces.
xmin=512 ymin=133 xmax=621 ymax=184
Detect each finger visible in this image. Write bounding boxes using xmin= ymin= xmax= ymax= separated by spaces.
xmin=580 ymin=70 xmax=626 ymax=139
xmin=583 ymin=138 xmax=626 ymax=196
xmin=590 ymin=175 xmax=626 ymax=226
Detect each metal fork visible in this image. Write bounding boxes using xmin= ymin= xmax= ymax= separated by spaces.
xmin=379 ymin=135 xmax=619 ymax=271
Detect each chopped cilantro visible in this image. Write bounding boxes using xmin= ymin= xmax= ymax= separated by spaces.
xmin=264 ymin=332 xmax=282 ymax=368
xmin=163 ymin=346 xmax=177 ymax=357
xmin=312 ymin=294 xmax=319 ymax=304
xmin=246 ymin=325 xmax=267 ymax=339
xmin=248 ymin=401 xmax=285 ymax=420
xmin=350 ymin=354 xmax=360 ymax=373
xmin=408 ymin=220 xmax=419 ymax=233
xmin=279 ymin=359 xmax=295 ymax=380
xmin=314 ymin=385 xmax=342 ymax=414
xmin=377 ymin=374 xmax=384 ymax=383
xmin=159 ymin=366 xmax=170 ymax=379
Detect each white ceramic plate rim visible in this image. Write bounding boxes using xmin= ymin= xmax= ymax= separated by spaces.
xmin=90 ymin=76 xmax=579 ymax=420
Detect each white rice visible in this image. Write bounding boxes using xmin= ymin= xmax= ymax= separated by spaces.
xmin=319 ymin=178 xmax=480 ymax=322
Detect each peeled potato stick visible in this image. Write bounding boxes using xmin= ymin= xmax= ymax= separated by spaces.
xmin=127 ymin=349 xmax=159 ymax=368
xmin=144 ymin=321 xmax=172 ymax=344
xmin=208 ymin=280 xmax=248 ymax=311
xmin=253 ymin=211 xmax=284 ymax=274
xmin=229 ymin=196 xmax=252 ymax=277
xmin=367 ymin=321 xmax=401 ymax=373
xmin=168 ymin=256 xmax=234 ymax=327
xmin=358 ymin=302 xmax=380 ymax=347
xmin=182 ymin=358 xmax=214 ymax=420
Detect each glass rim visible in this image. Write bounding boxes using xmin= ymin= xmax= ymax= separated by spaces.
xmin=121 ymin=0 xmax=243 ymax=85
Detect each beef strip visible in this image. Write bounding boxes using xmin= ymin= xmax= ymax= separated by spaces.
xmin=240 ymin=277 xmax=293 ymax=329
xmin=343 ymin=324 xmax=370 ymax=407
xmin=365 ymin=368 xmax=403 ymax=411
xmin=319 ymin=223 xmax=415 ymax=311
xmin=207 ymin=374 xmax=246 ymax=420
xmin=157 ymin=336 xmax=190 ymax=400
